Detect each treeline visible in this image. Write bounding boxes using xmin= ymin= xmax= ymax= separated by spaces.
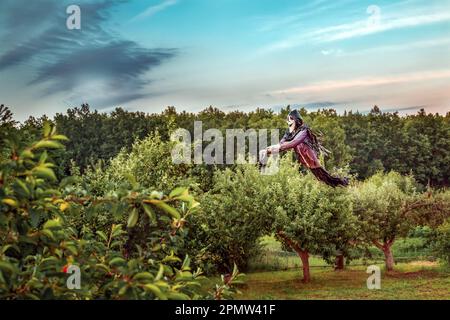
xmin=1 ymin=108 xmax=450 ymax=297
xmin=1 ymin=103 xmax=449 ymax=186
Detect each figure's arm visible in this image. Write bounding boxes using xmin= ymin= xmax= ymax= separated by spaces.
xmin=270 ymin=130 xmax=307 ymax=153
xmin=265 ymin=137 xmax=285 ymax=155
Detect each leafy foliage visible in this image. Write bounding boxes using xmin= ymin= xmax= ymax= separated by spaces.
xmin=0 ymin=124 xmax=241 ymax=300
xmin=189 ymin=164 xmax=273 ymax=273
xmin=432 ymin=219 xmax=450 ymax=265
xmin=270 ymin=156 xmax=358 ymax=280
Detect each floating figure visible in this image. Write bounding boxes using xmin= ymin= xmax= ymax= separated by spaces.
xmin=260 ymin=109 xmax=348 ymax=187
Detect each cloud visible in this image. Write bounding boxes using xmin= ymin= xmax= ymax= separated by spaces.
xmin=340 ymin=37 xmax=450 ymax=57
xmin=272 ymin=69 xmax=450 ymax=95
xmin=131 ymin=0 xmax=178 ymax=21
xmin=259 ymin=4 xmax=450 ymax=53
xmin=0 ymin=0 xmax=178 ymax=108
xmin=318 ymin=12 xmax=450 ymax=43
xmin=255 ymin=0 xmax=340 ymax=32
xmin=377 ymin=105 xmax=425 ymax=113
xmin=320 ymin=49 xmax=343 ymax=56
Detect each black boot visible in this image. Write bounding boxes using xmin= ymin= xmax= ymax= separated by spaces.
xmin=310 ymin=167 xmax=348 ymax=188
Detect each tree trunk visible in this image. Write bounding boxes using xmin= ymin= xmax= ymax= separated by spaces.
xmin=296 ymin=249 xmax=311 ymax=283
xmin=383 ymin=244 xmax=395 ymax=272
xmin=276 ymin=231 xmax=311 ymax=282
xmin=335 ymin=254 xmax=345 ymax=270
xmin=373 ymin=239 xmax=395 ymax=272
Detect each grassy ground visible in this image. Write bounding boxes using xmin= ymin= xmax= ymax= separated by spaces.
xmin=210 ymin=236 xmax=450 ymax=300
xmin=236 ymin=262 xmax=450 ymax=300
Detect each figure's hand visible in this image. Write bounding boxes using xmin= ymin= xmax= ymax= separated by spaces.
xmin=266 ymin=147 xmax=272 ymax=155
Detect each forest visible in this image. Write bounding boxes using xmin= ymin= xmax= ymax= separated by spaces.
xmin=0 ymin=103 xmax=449 ymax=299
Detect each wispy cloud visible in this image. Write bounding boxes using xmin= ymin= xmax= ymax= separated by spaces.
xmin=340 ymin=37 xmax=450 ymax=57
xmin=272 ymin=69 xmax=450 ymax=95
xmin=318 ymin=12 xmax=450 ymax=42
xmin=377 ymin=105 xmax=425 ymax=113
xmin=260 ymin=6 xmax=450 ymax=53
xmin=131 ymin=0 xmax=178 ymax=22
xmin=255 ymin=0 xmax=344 ymax=32
xmin=319 ymin=37 xmax=450 ymax=58
xmin=320 ymin=49 xmax=343 ymax=56
xmin=0 ymin=0 xmax=178 ymax=108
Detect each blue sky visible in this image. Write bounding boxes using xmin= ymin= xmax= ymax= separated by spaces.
xmin=0 ymin=0 xmax=449 ymax=121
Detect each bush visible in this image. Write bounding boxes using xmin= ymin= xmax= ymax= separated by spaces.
xmin=188 ymin=164 xmax=274 ymax=273
xmin=432 ymin=219 xmax=450 ymax=265
xmin=0 ymin=124 xmax=242 ymax=300
xmin=82 ymin=133 xmax=197 ymax=196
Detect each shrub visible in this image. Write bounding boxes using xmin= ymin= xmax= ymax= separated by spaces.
xmin=188 ymin=164 xmax=274 ymax=273
xmin=0 ymin=124 xmax=242 ymax=299
xmin=432 ymin=219 xmax=450 ymax=265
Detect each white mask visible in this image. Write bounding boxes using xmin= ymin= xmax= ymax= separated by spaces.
xmin=287 ymin=116 xmax=295 ymax=129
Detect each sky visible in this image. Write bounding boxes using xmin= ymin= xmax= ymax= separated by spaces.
xmin=0 ymin=0 xmax=449 ymax=121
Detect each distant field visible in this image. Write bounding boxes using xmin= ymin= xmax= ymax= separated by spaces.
xmin=237 ymin=263 xmax=450 ymax=300
xmin=248 ymin=235 xmax=435 ymax=272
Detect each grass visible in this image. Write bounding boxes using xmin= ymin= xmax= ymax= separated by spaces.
xmin=235 ymin=262 xmax=450 ymax=300
xmin=206 ymin=235 xmax=450 ymax=300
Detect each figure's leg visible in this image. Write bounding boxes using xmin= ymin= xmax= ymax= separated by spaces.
xmin=310 ymin=167 xmax=348 ymax=187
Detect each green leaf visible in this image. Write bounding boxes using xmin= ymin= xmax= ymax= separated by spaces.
xmin=33 ymin=166 xmax=57 ymax=181
xmin=1 ymin=244 xmax=20 ymax=255
xmin=167 ymin=292 xmax=191 ymax=300
xmin=20 ymin=149 xmax=34 ymax=159
xmin=2 ymin=198 xmax=18 ymax=207
xmin=14 ymin=180 xmax=30 ymax=196
xmin=65 ymin=245 xmax=78 ymax=255
xmin=232 ymin=263 xmax=239 ymax=278
xmin=150 ymin=191 xmax=163 ymax=199
xmin=51 ymin=135 xmax=69 ymax=141
xmin=177 ymin=194 xmax=194 ymax=202
xmin=118 ymin=285 xmax=129 ymax=296
xmin=0 ymin=261 xmax=17 ymax=274
xmin=153 ymin=201 xmax=181 ymax=220
xmin=162 ymin=251 xmax=181 ymax=264
xmin=181 ymin=255 xmax=191 ymax=271
xmin=109 ymin=257 xmax=126 ymax=266
xmin=144 ymin=284 xmax=167 ymax=300
xmin=142 ymin=203 xmax=156 ymax=222
xmin=43 ymin=219 xmax=62 ymax=230
xmin=33 ymin=140 xmax=64 ymax=150
xmin=96 ymin=231 xmax=108 ymax=242
xmin=132 ymin=272 xmax=154 ymax=282
xmin=169 ymin=187 xmax=188 ymax=199
xmin=43 ymin=122 xmax=51 ymax=137
xmin=155 ymin=264 xmax=164 ymax=281
xmin=39 ymin=151 xmax=48 ymax=164
xmin=95 ymin=264 xmax=110 ymax=274
xmin=41 ymin=229 xmax=55 ymax=241
xmin=189 ymin=200 xmax=200 ymax=210
xmin=111 ymin=224 xmax=124 ymax=238
xmin=127 ymin=209 xmax=139 ymax=228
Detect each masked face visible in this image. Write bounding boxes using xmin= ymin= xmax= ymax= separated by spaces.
xmin=287 ymin=116 xmax=296 ymax=130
